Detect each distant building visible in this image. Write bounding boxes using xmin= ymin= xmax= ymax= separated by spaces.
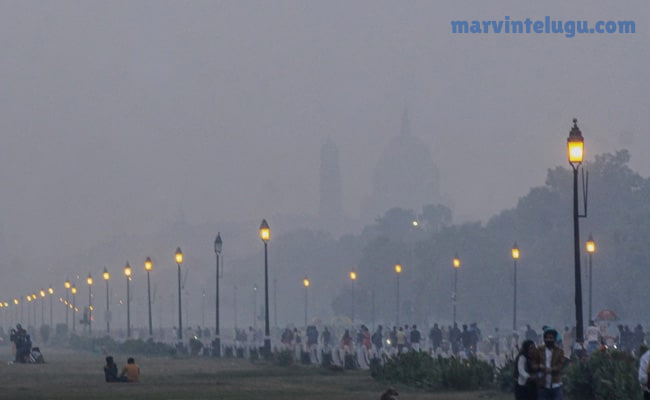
xmin=361 ymin=109 xmax=441 ymax=221
xmin=319 ymin=137 xmax=343 ymax=220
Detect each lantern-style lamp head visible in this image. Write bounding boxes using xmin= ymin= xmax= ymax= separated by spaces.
xmin=145 ymin=257 xmax=153 ymax=271
xmin=40 ymin=289 xmax=46 ymax=297
xmin=394 ymin=264 xmax=402 ymax=274
xmin=48 ymin=286 xmax=54 ymax=295
xmin=175 ymin=248 xmax=184 ymax=264
xmin=103 ymin=267 xmax=110 ymax=281
xmin=124 ymin=262 xmax=132 ymax=277
xmin=64 ymin=279 xmax=71 ymax=290
xmin=303 ymin=277 xmax=310 ymax=288
xmin=259 ymin=219 xmax=270 ymax=242
xmin=349 ymin=271 xmax=357 ymax=281
xmin=586 ymin=235 xmax=596 ymax=254
xmin=71 ymin=285 xmax=77 ymax=295
xmin=13 ymin=298 xmax=19 ymax=305
xmin=87 ymin=274 xmax=93 ymax=286
xmin=214 ymin=232 xmax=223 ymax=254
xmin=567 ymin=118 xmax=584 ymax=166
xmin=511 ymin=242 xmax=520 ymax=260
xmin=453 ymin=254 xmax=461 ymax=269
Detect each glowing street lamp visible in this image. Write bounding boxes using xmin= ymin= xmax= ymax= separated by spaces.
xmin=71 ymin=285 xmax=77 ymax=332
xmin=64 ymin=279 xmax=71 ymax=330
xmin=87 ymin=274 xmax=93 ymax=334
xmin=303 ymin=277 xmax=310 ymax=328
xmin=511 ymin=243 xmax=520 ymax=332
xmin=567 ymin=118 xmax=586 ymax=346
xmin=39 ymin=289 xmax=46 ymax=326
xmin=394 ymin=263 xmax=402 ymax=325
xmin=145 ymin=257 xmax=153 ymax=337
xmin=259 ymin=219 xmax=271 ymax=356
xmin=175 ymin=247 xmax=184 ymax=341
xmin=103 ymin=267 xmax=110 ymax=334
xmin=124 ymin=262 xmax=132 ymax=338
xmin=586 ymin=234 xmax=596 ymax=322
xmin=48 ymin=286 xmax=54 ymax=328
xmin=349 ymin=271 xmax=357 ymax=322
xmin=452 ymin=254 xmax=460 ymax=325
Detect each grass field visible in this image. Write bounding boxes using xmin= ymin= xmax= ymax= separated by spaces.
xmin=0 ymin=346 xmax=511 ymax=400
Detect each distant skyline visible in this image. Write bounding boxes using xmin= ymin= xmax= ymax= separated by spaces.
xmin=0 ymin=1 xmax=648 ymax=290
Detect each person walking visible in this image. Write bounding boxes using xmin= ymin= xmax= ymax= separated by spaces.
xmin=535 ymin=328 xmax=565 ymax=400
xmin=638 ymin=344 xmax=650 ymax=399
xmin=514 ymin=340 xmax=537 ymax=400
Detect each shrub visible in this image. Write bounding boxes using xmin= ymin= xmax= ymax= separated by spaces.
xmin=274 ymin=349 xmax=295 ymax=367
xmin=371 ymin=352 xmax=495 ymax=391
xmin=564 ymin=350 xmax=642 ymax=400
xmin=189 ymin=337 xmax=203 ymax=356
xmin=496 ymin=357 xmax=516 ymax=393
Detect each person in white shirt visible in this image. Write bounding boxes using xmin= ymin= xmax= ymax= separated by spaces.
xmin=638 ymin=345 xmax=650 ymax=399
xmin=515 ymin=339 xmax=537 ymax=400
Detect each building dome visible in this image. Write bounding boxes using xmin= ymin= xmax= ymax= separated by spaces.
xmin=362 ymin=110 xmax=440 ymax=221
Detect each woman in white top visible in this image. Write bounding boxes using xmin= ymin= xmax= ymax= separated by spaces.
xmin=515 ymin=339 xmax=538 ymax=400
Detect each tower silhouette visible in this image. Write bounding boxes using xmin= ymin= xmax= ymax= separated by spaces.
xmin=319 ymin=138 xmax=343 ymax=219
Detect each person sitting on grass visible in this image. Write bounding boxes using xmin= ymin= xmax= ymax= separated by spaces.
xmin=104 ymin=356 xmax=121 ymax=382
xmin=120 ymin=357 xmax=140 ymax=382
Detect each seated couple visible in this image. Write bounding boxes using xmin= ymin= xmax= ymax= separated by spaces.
xmin=104 ymin=356 xmax=140 ymax=383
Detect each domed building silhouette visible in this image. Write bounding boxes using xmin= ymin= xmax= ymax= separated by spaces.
xmin=361 ymin=109 xmax=441 ymax=221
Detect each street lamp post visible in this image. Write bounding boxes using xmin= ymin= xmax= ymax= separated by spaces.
xmin=349 ymin=271 xmax=357 ymax=323
xmin=71 ymin=285 xmax=77 ymax=332
xmin=124 ymin=262 xmax=132 ymax=338
xmin=511 ymin=243 xmax=520 ymax=332
xmin=48 ymin=286 xmax=54 ymax=328
xmin=452 ymin=254 xmax=460 ymax=325
xmin=64 ymin=279 xmax=71 ymax=331
xmin=214 ymin=232 xmax=222 ymax=357
xmin=586 ymin=235 xmax=596 ymax=322
xmin=303 ymin=277 xmax=310 ymax=328
xmin=87 ymin=274 xmax=93 ymax=334
xmin=394 ymin=263 xmax=402 ymax=325
xmin=567 ymin=118 xmax=586 ymax=346
xmin=39 ymin=289 xmax=46 ymax=326
xmin=175 ymin=248 xmax=184 ymax=341
xmin=103 ymin=268 xmax=110 ymax=335
xmin=259 ymin=219 xmax=271 ymax=356
xmin=145 ymin=257 xmax=153 ymax=337
xmin=253 ymin=284 xmax=258 ymax=330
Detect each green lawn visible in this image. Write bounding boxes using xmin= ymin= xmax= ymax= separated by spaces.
xmin=0 ymin=346 xmax=511 ymax=400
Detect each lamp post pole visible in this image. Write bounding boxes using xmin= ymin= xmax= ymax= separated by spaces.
xmin=349 ymin=271 xmax=357 ymax=323
xmin=394 ymin=264 xmax=402 ymax=325
xmin=48 ymin=286 xmax=54 ymax=328
xmin=145 ymin=257 xmax=153 ymax=337
xmin=586 ymin=235 xmax=596 ymax=322
xmin=87 ymin=274 xmax=93 ymax=335
xmin=303 ymin=277 xmax=310 ymax=328
xmin=259 ymin=219 xmax=271 ymax=356
xmin=71 ymin=285 xmax=77 ymax=332
xmin=64 ymin=279 xmax=71 ymax=331
xmin=40 ymin=289 xmax=46 ymax=326
xmin=253 ymin=284 xmax=258 ymax=330
xmin=452 ymin=254 xmax=460 ymax=325
xmin=511 ymin=243 xmax=520 ymax=332
xmin=214 ymin=233 xmax=222 ymax=357
xmin=567 ymin=118 xmax=586 ymax=347
xmin=103 ymin=268 xmax=110 ymax=335
xmin=175 ymin=248 xmax=184 ymax=341
xmin=124 ymin=262 xmax=132 ymax=338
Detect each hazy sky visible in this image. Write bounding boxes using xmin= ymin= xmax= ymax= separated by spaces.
xmin=1 ymin=0 xmax=649 ymax=277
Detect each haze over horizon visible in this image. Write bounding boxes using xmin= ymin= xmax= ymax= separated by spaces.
xmin=1 ymin=0 xmax=649 ymax=295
